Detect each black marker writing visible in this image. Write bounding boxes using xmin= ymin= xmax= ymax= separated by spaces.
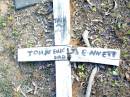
xmin=44 ymin=50 xmax=51 ymax=55
xmin=54 ymin=17 xmax=66 ymax=24
xmin=89 ymin=50 xmax=101 ymax=56
xmin=28 ymin=49 xmax=51 ymax=56
xmin=111 ymin=51 xmax=116 ymax=57
xmin=38 ymin=50 xmax=44 ymax=55
xmin=82 ymin=49 xmax=87 ymax=56
xmin=54 ymin=55 xmax=66 ymax=60
xmin=71 ymin=48 xmax=79 ymax=55
xmin=89 ymin=50 xmax=117 ymax=58
xmin=28 ymin=51 xmax=33 ymax=56
xmin=102 ymin=52 xmax=107 ymax=57
xmin=34 ymin=50 xmax=39 ymax=55
xmin=53 ymin=48 xmax=65 ymax=54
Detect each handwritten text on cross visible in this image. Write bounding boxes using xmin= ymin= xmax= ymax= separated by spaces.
xmin=18 ymin=46 xmax=120 ymax=66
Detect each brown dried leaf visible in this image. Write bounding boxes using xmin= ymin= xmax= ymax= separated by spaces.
xmin=125 ymin=72 xmax=130 ymax=81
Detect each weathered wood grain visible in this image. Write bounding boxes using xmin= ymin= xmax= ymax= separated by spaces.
xmin=18 ymin=46 xmax=68 ymax=62
xmin=70 ymin=47 xmax=120 ymax=66
xmin=53 ymin=0 xmax=72 ymax=97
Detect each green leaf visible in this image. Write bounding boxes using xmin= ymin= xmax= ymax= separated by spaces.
xmin=122 ymin=51 xmax=129 ymax=57
xmin=2 ymin=22 xmax=6 ymax=27
xmin=112 ymin=68 xmax=119 ymax=76
xmin=12 ymin=30 xmax=19 ymax=37
xmin=112 ymin=70 xmax=118 ymax=76
xmin=92 ymin=6 xmax=96 ymax=12
xmin=0 ymin=16 xmax=6 ymax=28
xmin=127 ymin=2 xmax=130 ymax=9
xmin=78 ymin=72 xmax=85 ymax=78
xmin=78 ymin=65 xmax=85 ymax=71
xmin=127 ymin=30 xmax=130 ymax=35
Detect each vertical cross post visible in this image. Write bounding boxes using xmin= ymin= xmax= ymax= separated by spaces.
xmin=53 ymin=0 xmax=72 ymax=97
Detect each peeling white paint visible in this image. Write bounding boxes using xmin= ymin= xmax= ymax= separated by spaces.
xmin=53 ymin=0 xmax=72 ymax=97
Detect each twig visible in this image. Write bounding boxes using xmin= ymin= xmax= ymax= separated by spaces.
xmin=13 ymin=84 xmax=27 ymax=97
xmin=114 ymin=0 xmax=118 ymax=10
xmin=20 ymin=89 xmax=27 ymax=97
xmin=82 ymin=30 xmax=99 ymax=97
xmin=82 ymin=30 xmax=91 ymax=47
xmin=86 ymin=0 xmax=95 ymax=6
xmin=85 ymin=66 xmax=99 ymax=97
xmin=32 ymin=81 xmax=38 ymax=95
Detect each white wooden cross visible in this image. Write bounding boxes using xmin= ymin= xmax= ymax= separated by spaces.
xmin=18 ymin=0 xmax=120 ymax=97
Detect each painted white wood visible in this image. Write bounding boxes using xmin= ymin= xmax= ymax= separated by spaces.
xmin=53 ymin=0 xmax=72 ymax=97
xmin=18 ymin=46 xmax=68 ymax=62
xmin=18 ymin=46 xmax=120 ymax=65
xmin=70 ymin=47 xmax=120 ymax=66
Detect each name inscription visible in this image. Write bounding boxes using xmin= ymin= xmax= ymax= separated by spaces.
xmin=71 ymin=48 xmax=117 ymax=58
xmin=18 ymin=46 xmax=68 ymax=62
xmin=18 ymin=46 xmax=120 ymax=66
xmin=70 ymin=47 xmax=120 ymax=66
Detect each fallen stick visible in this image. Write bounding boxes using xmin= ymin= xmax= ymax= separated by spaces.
xmin=85 ymin=66 xmax=99 ymax=97
xmin=83 ymin=30 xmax=99 ymax=97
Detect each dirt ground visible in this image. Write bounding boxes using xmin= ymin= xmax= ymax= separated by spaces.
xmin=0 ymin=0 xmax=130 ymax=97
